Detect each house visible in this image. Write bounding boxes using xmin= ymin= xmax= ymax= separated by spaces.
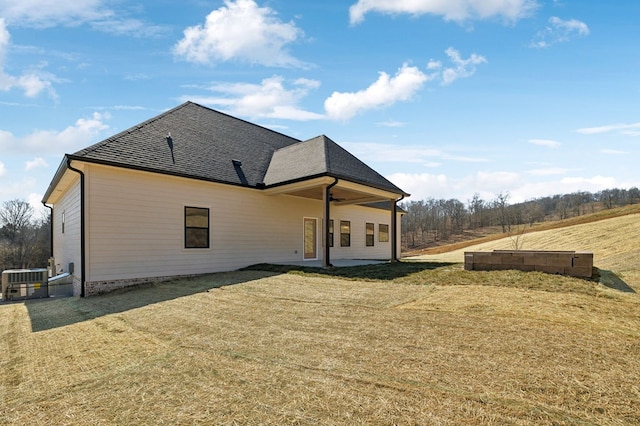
xmin=42 ymin=102 xmax=409 ymax=296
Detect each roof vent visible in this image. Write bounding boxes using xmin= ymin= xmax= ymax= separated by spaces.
xmin=232 ymin=159 xmax=242 ymax=166
xmin=166 ymin=133 xmax=175 ymax=164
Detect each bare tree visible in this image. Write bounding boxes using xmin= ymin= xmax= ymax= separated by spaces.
xmin=493 ymin=192 xmax=511 ymax=233
xmin=509 ymin=225 xmax=527 ymax=250
xmin=0 ymin=199 xmax=37 ymax=269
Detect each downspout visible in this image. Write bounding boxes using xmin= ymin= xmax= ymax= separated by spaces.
xmin=66 ymin=158 xmax=86 ymax=298
xmin=41 ymin=202 xmax=53 ymax=258
xmin=42 ymin=202 xmax=53 ymax=298
xmin=391 ymin=195 xmax=405 ymax=262
xmin=323 ymin=178 xmax=339 ymax=268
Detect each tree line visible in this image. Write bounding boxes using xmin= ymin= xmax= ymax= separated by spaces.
xmin=0 ymin=199 xmax=51 ymax=273
xmin=401 ymin=187 xmax=640 ymax=249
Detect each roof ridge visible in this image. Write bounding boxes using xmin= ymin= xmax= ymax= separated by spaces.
xmin=188 ymin=101 xmax=302 ymax=146
xmin=320 ymin=134 xmax=331 ymax=172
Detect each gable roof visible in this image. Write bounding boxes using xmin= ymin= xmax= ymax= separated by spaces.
xmin=45 ymin=102 xmax=408 ymax=201
xmin=264 ymin=135 xmax=406 ymax=194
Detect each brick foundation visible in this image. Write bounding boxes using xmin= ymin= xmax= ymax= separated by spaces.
xmin=84 ymin=274 xmax=195 ymax=297
xmin=464 ymin=250 xmax=593 ymax=278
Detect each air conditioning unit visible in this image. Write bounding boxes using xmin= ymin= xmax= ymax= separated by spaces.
xmin=1 ymin=268 xmax=48 ymax=301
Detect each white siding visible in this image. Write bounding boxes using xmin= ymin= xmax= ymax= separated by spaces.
xmin=328 ymin=205 xmax=396 ymax=260
xmin=81 ymin=164 xmax=399 ymax=284
xmin=52 ymin=176 xmax=82 ymax=294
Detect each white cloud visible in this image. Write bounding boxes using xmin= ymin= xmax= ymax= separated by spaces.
xmin=389 ymin=170 xmax=626 ymax=204
xmin=323 ymin=50 xmax=486 ymax=120
xmin=0 ymin=0 xmax=110 ymax=27
xmin=90 ymin=18 xmax=168 ymax=38
xmin=25 ymin=157 xmax=47 ymax=171
xmin=0 ymin=18 xmax=57 ymax=98
xmin=438 ymin=47 xmax=487 ymax=85
xmin=174 ymin=0 xmax=305 ymax=67
xmin=27 ymin=192 xmax=45 ymax=215
xmin=577 ymin=122 xmax=640 ymax=135
xmin=376 ymin=120 xmax=406 ymax=128
xmin=349 ymin=0 xmax=538 ymax=25
xmin=389 ymin=170 xmax=522 ymax=202
xmin=0 ymin=17 xmax=8 ymax=57
xmin=342 ymin=142 xmax=488 ymax=167
xmin=388 ymin=172 xmax=451 ymax=201
xmin=474 ymin=170 xmax=521 ymax=189
xmin=342 ymin=142 xmax=441 ymax=164
xmin=528 ymin=138 xmax=561 ymax=148
xmin=527 ymin=167 xmax=572 ymax=176
xmin=0 ymin=175 xmax=36 ymax=203
xmin=2 ymin=112 xmax=109 ymax=155
xmin=601 ymin=149 xmax=626 ymax=155
xmin=531 ymin=16 xmax=589 ymax=48
xmin=180 ymin=76 xmax=323 ymax=121
xmin=0 ymin=160 xmax=6 ymax=177
xmin=24 ymin=112 xmax=109 ymax=152
xmin=0 ymin=0 xmax=168 ymax=37
xmin=560 ymin=175 xmax=617 ymax=187
xmin=324 ymin=63 xmax=429 ymax=120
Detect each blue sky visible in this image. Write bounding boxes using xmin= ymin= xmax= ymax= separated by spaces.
xmin=1 ymin=0 xmax=639 ymax=214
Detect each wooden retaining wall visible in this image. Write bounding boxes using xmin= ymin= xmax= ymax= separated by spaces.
xmin=464 ymin=250 xmax=593 ymax=278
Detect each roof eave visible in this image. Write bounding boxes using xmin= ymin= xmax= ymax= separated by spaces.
xmin=263 ymin=172 xmax=409 ymax=199
xmin=42 ymin=154 xmax=71 ymax=204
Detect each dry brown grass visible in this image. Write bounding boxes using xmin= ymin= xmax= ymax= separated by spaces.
xmin=1 ymin=212 xmax=640 ymax=425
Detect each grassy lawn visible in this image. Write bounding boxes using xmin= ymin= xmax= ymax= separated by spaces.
xmin=1 ymin=261 xmax=639 ymax=425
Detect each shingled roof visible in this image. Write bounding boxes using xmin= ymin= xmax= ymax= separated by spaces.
xmin=264 ymin=135 xmax=406 ymax=194
xmin=63 ymin=101 xmax=407 ymax=196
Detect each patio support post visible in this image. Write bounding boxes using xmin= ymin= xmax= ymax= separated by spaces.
xmin=391 ymin=195 xmax=404 ymax=262
xmin=390 ymin=199 xmax=397 ymax=262
xmin=323 ymin=178 xmax=338 ymax=268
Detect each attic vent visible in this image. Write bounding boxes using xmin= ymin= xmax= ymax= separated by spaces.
xmin=232 ymin=159 xmax=242 ymax=166
xmin=166 ymin=132 xmax=173 ymax=144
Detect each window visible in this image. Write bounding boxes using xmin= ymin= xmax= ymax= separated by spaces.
xmin=328 ymin=219 xmax=334 ymax=247
xmin=61 ymin=211 xmax=65 ymax=234
xmin=379 ymin=224 xmax=389 ymax=242
xmin=185 ymin=207 xmax=209 ymax=248
xmin=365 ymin=222 xmax=374 ymax=247
xmin=340 ymin=220 xmax=350 ymax=247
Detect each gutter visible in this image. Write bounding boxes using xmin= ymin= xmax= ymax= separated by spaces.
xmin=323 ymin=178 xmax=339 ymax=268
xmin=66 ymin=158 xmax=86 ymax=298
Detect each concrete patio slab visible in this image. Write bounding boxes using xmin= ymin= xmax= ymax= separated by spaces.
xmin=273 ymin=259 xmax=388 ymax=268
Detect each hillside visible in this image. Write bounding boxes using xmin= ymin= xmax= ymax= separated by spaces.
xmin=404 ymin=203 xmax=640 ymax=256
